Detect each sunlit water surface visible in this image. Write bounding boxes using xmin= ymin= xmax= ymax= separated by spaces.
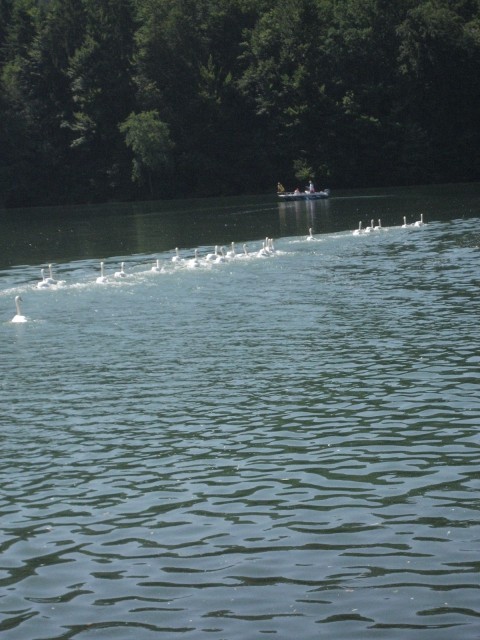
xmin=1 ymin=187 xmax=480 ymax=639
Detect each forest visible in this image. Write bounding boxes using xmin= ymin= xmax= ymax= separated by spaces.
xmin=1 ymin=0 xmax=479 ymax=208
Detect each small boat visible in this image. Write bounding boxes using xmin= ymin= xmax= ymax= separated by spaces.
xmin=278 ymin=188 xmax=330 ymax=201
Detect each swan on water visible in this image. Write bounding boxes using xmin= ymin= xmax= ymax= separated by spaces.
xmin=12 ymin=296 xmax=27 ymax=323
xmin=364 ymin=219 xmax=375 ymax=233
xmin=151 ymin=259 xmax=161 ymax=272
xmin=205 ymin=245 xmax=219 ymax=261
xmin=353 ymin=221 xmax=363 ymax=235
xmin=414 ymin=213 xmax=425 ymax=227
xmin=260 ymin=237 xmax=274 ymax=255
xmin=264 ymin=237 xmax=275 ymax=254
xmin=172 ymin=247 xmax=182 ymax=263
xmin=96 ymin=261 xmax=108 ymax=283
xmin=257 ymin=241 xmax=270 ymax=257
xmin=47 ymin=263 xmax=66 ymax=285
xmin=307 ymin=228 xmax=315 ymax=241
xmin=37 ymin=268 xmax=51 ymax=289
xmin=45 ymin=264 xmax=59 ymax=285
xmin=226 ymin=242 xmax=236 ymax=259
xmin=114 ymin=261 xmax=127 ymax=278
xmin=187 ymin=249 xmax=200 ymax=268
xmin=402 ymin=216 xmax=410 ymax=228
xmin=214 ymin=246 xmax=226 ymax=263
xmin=236 ymin=243 xmax=249 ymax=259
xmin=374 ymin=219 xmax=382 ymax=230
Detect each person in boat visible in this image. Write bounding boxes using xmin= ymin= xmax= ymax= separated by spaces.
xmin=277 ymin=182 xmax=285 ymax=193
xmin=308 ymin=180 xmax=315 ymax=193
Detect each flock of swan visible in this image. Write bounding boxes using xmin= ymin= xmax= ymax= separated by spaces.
xmin=7 ymin=214 xmax=426 ymax=323
xmin=8 ymin=238 xmax=277 ymax=323
xmin=351 ymin=214 xmax=425 ymax=235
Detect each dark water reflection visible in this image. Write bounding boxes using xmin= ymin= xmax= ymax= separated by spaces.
xmin=1 ymin=182 xmax=479 ymax=269
xmin=1 ymin=184 xmax=480 ymax=639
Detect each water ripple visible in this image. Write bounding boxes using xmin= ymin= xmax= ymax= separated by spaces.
xmin=1 ymin=207 xmax=480 ymax=638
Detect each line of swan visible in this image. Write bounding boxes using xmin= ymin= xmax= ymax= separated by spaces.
xmin=19 ymin=214 xmax=431 ymax=293
xmin=23 ymin=212 xmax=429 ymax=290
xmin=11 ymin=296 xmax=27 ymax=323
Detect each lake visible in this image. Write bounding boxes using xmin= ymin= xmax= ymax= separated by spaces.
xmin=1 ymin=183 xmax=479 ymax=639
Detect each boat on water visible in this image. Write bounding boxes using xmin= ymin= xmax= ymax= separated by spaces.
xmin=278 ymin=188 xmax=330 ymax=201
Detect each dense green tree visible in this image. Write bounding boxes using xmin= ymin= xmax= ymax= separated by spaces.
xmin=1 ymin=0 xmax=86 ymax=204
xmin=1 ymin=0 xmax=39 ymax=205
xmin=64 ymin=0 xmax=135 ymax=201
xmin=321 ymin=0 xmax=411 ymax=185
xmin=119 ymin=110 xmax=174 ymax=195
xmin=397 ymin=0 xmax=480 ymax=182
xmin=179 ymin=0 xmax=268 ymax=194
xmin=238 ymin=0 xmax=336 ymax=187
xmin=132 ymin=0 xmax=265 ymax=195
xmin=0 ymin=0 xmax=479 ymax=206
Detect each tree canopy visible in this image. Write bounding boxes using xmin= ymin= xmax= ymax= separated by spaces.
xmin=1 ymin=0 xmax=479 ymax=207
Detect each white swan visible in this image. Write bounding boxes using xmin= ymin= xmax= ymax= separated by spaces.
xmin=214 ymin=246 xmax=226 ymax=263
xmin=44 ymin=263 xmax=59 ymax=285
xmin=151 ymin=259 xmax=161 ymax=272
xmin=401 ymin=216 xmax=410 ymax=228
xmin=414 ymin=213 xmax=425 ymax=227
xmin=353 ymin=221 xmax=363 ymax=235
xmin=226 ymin=242 xmax=236 ymax=258
xmin=46 ymin=263 xmax=66 ymax=286
xmin=257 ymin=241 xmax=270 ymax=257
xmin=171 ymin=247 xmax=182 ymax=263
xmin=307 ymin=228 xmax=315 ymax=241
xmin=12 ymin=296 xmax=27 ymax=323
xmin=364 ymin=219 xmax=375 ymax=233
xmin=374 ymin=219 xmax=382 ymax=230
xmin=205 ymin=245 xmax=219 ymax=261
xmin=114 ymin=261 xmax=127 ymax=278
xmin=96 ymin=261 xmax=108 ymax=283
xmin=264 ymin=237 xmax=275 ymax=254
xmin=37 ymin=268 xmax=51 ymax=289
xmin=187 ymin=249 xmax=200 ymax=268
xmin=236 ymin=243 xmax=249 ymax=259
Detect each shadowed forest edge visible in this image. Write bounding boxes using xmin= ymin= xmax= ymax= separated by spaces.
xmin=1 ymin=0 xmax=479 ymax=208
